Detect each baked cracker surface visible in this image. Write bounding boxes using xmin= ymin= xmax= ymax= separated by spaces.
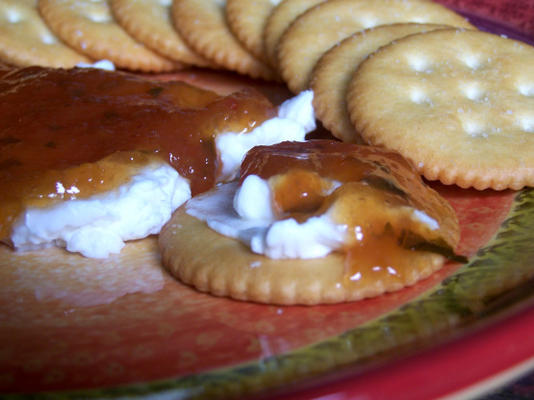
xmin=347 ymin=29 xmax=534 ymax=190
xmin=311 ymin=23 xmax=452 ymax=143
xmin=172 ymin=0 xmax=276 ymax=81
xmin=0 ymin=0 xmax=91 ymax=68
xmin=38 ymin=0 xmax=179 ymax=72
xmin=278 ymin=0 xmax=474 ymax=93
xmin=226 ymin=0 xmax=280 ymax=64
xmin=159 ymin=210 xmax=446 ymax=305
xmin=110 ymin=0 xmax=209 ymax=67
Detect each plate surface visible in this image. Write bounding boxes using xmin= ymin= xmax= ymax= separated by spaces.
xmin=1 ymin=0 xmax=534 ymax=399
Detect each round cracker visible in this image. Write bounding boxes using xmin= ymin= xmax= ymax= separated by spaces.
xmin=0 ymin=0 xmax=91 ymax=68
xmin=347 ymin=29 xmax=534 ymax=190
xmin=311 ymin=23 xmax=452 ymax=143
xmin=263 ymin=0 xmax=325 ymax=69
xmin=110 ymin=0 xmax=210 ymax=67
xmin=226 ymin=0 xmax=280 ymax=64
xmin=172 ymin=0 xmax=276 ymax=81
xmin=38 ymin=0 xmax=179 ymax=72
xmin=278 ymin=0 xmax=475 ymax=93
xmin=159 ymin=209 xmax=446 ymax=305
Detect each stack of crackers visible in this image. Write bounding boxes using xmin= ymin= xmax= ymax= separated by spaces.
xmin=2 ymin=0 xmax=533 ymax=190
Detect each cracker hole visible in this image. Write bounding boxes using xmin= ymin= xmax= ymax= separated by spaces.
xmin=4 ymin=8 xmax=22 ymax=23
xmin=40 ymin=32 xmax=57 ymax=45
xmin=463 ymin=120 xmax=487 ymax=138
xmin=460 ymin=53 xmax=481 ymax=70
xmin=407 ymin=55 xmax=430 ymax=73
xmin=358 ymin=15 xmax=378 ymax=29
xmin=518 ymin=83 xmax=534 ymax=97
xmin=410 ymin=88 xmax=430 ymax=104
xmin=87 ymin=11 xmax=111 ymax=23
xmin=410 ymin=17 xmax=428 ymax=24
xmin=519 ymin=115 xmax=534 ymax=133
xmin=461 ymin=82 xmax=485 ymax=101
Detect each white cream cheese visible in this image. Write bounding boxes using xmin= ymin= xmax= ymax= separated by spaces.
xmin=186 ymin=176 xmax=347 ymax=259
xmin=187 ymin=174 xmax=440 ymax=260
xmin=215 ymin=90 xmax=315 ymax=181
xmin=11 ymin=163 xmax=190 ymax=258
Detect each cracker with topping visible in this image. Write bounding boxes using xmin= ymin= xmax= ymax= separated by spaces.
xmin=347 ymin=29 xmax=534 ymax=190
xmin=160 ymin=141 xmax=462 ymax=305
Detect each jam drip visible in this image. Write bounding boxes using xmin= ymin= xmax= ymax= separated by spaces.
xmin=0 ymin=66 xmax=275 ymax=239
xmin=240 ymin=140 xmax=463 ymax=288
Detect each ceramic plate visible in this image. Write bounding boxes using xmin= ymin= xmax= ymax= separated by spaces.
xmin=2 ymin=0 xmax=534 ymax=399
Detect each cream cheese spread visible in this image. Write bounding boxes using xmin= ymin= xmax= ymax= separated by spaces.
xmin=186 ymin=176 xmax=347 ymax=259
xmin=215 ymin=90 xmax=315 ymax=181
xmin=187 ymin=174 xmax=440 ymax=260
xmin=11 ymin=163 xmax=190 ymax=258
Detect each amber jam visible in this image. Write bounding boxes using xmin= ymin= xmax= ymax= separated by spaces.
xmin=240 ymin=140 xmax=461 ymax=287
xmin=0 ymin=66 xmax=275 ymax=240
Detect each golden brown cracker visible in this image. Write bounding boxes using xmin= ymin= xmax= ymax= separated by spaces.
xmin=263 ymin=0 xmax=325 ymax=69
xmin=160 ymin=140 xmax=462 ymax=305
xmin=278 ymin=0 xmax=475 ymax=93
xmin=226 ymin=0 xmax=280 ymax=64
xmin=311 ymin=23 xmax=452 ymax=143
xmin=347 ymin=29 xmax=534 ymax=190
xmin=38 ymin=0 xmax=179 ymax=72
xmin=110 ymin=0 xmax=210 ymax=67
xmin=172 ymin=0 xmax=276 ymax=81
xmin=0 ymin=0 xmax=91 ymax=68
xmin=159 ymin=208 xmax=446 ymax=305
